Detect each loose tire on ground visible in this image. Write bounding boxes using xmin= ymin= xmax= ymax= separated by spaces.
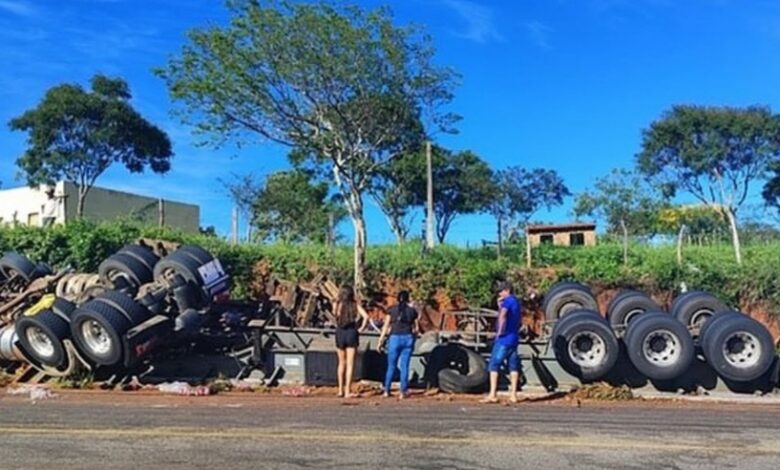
xmin=671 ymin=291 xmax=728 ymax=330
xmin=426 ymin=343 xmax=488 ymax=393
xmin=552 ymin=310 xmax=619 ymax=382
xmin=701 ymin=312 xmax=775 ymax=383
xmin=624 ymin=311 xmax=694 ymax=381
xmin=0 ymin=252 xmax=38 ymax=282
xmin=15 ymin=310 xmax=70 ymax=368
xmin=543 ymin=282 xmax=599 ymax=322
xmin=70 ymin=300 xmax=132 ymax=366
xmin=607 ymin=292 xmax=661 ymax=330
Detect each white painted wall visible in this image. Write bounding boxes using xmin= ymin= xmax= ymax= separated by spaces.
xmin=0 ymin=181 xmax=200 ymax=233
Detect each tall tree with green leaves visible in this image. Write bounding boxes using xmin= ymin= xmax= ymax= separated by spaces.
xmin=763 ymin=160 xmax=780 ymax=214
xmin=367 ymin=150 xmax=421 ymax=244
xmin=574 ymin=169 xmax=666 ymax=265
xmin=637 ymin=105 xmax=780 ymax=265
xmin=9 ymin=75 xmax=173 ymax=217
xmin=410 ymin=147 xmax=492 ymax=243
xmin=252 ymin=169 xmax=345 ymax=243
xmin=490 ymin=167 xmax=570 ymax=249
xmin=157 ymin=0 xmax=458 ymax=288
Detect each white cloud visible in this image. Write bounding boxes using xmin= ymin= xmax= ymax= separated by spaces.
xmin=442 ymin=0 xmax=503 ymax=44
xmin=524 ymin=21 xmax=553 ymax=50
xmin=0 ymin=0 xmax=34 ymax=17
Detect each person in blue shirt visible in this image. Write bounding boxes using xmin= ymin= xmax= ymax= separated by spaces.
xmin=481 ymin=281 xmax=522 ymax=403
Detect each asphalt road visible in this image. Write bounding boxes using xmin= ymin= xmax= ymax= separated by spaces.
xmin=1 ymin=392 xmax=779 ymax=469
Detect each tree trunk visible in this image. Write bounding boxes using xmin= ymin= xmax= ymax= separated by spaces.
xmin=387 ymin=216 xmax=406 ymax=245
xmin=496 ymin=217 xmax=503 ymax=259
xmin=724 ymin=207 xmax=742 ymax=265
xmin=676 ymin=224 xmax=687 ymax=267
xmin=333 ymin=164 xmax=367 ymax=290
xmin=351 ymin=204 xmax=367 ymax=290
xmin=77 ymin=186 xmax=88 ymax=218
xmin=620 ymin=218 xmax=628 ymax=266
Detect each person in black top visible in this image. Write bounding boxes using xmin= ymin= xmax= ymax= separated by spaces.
xmin=378 ymin=290 xmax=419 ymax=399
xmin=333 ymin=285 xmax=369 ymax=398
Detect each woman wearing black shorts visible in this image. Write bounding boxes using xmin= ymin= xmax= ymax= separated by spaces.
xmin=334 ymin=285 xmax=369 ymax=398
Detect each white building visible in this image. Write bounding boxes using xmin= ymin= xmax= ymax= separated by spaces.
xmin=0 ymin=181 xmax=200 ymax=233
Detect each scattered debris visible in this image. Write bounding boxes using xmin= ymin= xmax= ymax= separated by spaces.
xmin=158 ymin=381 xmax=211 ymax=396
xmin=7 ymin=384 xmax=58 ymax=402
xmin=568 ymin=382 xmax=635 ymax=401
xmin=0 ymin=370 xmax=13 ymax=387
xmin=281 ymin=386 xmax=311 ymax=397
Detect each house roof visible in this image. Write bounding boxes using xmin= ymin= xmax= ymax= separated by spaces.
xmin=526 ymin=222 xmax=596 ymax=233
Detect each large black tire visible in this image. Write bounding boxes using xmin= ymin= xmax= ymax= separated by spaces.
xmin=70 ymin=300 xmax=132 ymax=366
xmin=15 ymin=310 xmax=70 ymax=368
xmin=543 ymin=282 xmax=599 ymax=321
xmin=154 ymin=250 xmax=211 ymax=307
xmin=118 ymin=245 xmax=160 ymax=273
xmin=698 ymin=311 xmax=742 ymax=347
xmin=426 ymin=343 xmax=488 ymax=393
xmin=671 ymin=291 xmax=728 ymax=330
xmin=176 ymin=245 xmax=214 ymax=265
xmin=624 ymin=312 xmax=694 ymax=381
xmin=552 ymin=310 xmax=619 ymax=382
xmin=0 ymin=252 xmax=38 ymax=282
xmin=93 ymin=290 xmax=151 ymax=326
xmin=702 ymin=313 xmax=775 ymax=383
xmin=607 ymin=292 xmax=661 ymax=330
xmin=98 ymin=253 xmax=154 ymax=289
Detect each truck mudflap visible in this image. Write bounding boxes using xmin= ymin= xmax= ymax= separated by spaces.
xmin=123 ymin=315 xmax=173 ymax=368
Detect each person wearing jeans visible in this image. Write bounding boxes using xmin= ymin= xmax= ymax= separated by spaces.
xmin=481 ymin=281 xmax=522 ymax=404
xmin=378 ymin=290 xmax=419 ymax=399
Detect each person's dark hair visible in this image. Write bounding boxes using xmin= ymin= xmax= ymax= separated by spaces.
xmin=496 ymin=281 xmax=513 ymax=294
xmin=336 ymin=285 xmax=358 ymax=327
xmin=396 ymin=290 xmax=415 ymax=324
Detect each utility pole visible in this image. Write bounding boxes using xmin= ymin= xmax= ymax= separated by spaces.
xmin=157 ymin=198 xmax=165 ymax=228
xmin=425 ymin=141 xmax=435 ymax=249
xmin=327 ymin=212 xmax=335 ymax=249
xmin=231 ymin=207 xmax=239 ymax=245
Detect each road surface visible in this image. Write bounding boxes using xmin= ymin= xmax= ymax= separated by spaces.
xmin=0 ymin=391 xmax=779 ymax=469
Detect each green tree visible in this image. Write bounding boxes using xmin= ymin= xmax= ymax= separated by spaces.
xmin=252 ymin=169 xmax=345 ymax=243
xmin=409 ymin=147 xmax=492 ymax=243
xmin=490 ymin=167 xmax=570 ymax=249
xmin=367 ymin=150 xmax=421 ymax=244
xmin=157 ymin=0 xmax=458 ymax=288
xmin=762 ymin=160 xmax=780 ymax=214
xmin=637 ymin=105 xmax=780 ymax=265
xmin=574 ymin=169 xmax=666 ymax=265
xmin=9 ymin=74 xmax=172 ymax=217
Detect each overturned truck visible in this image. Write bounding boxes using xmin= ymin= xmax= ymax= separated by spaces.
xmin=1 ymin=246 xmax=778 ymax=395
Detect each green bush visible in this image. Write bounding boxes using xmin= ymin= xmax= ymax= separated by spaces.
xmin=0 ymin=221 xmax=778 ymax=316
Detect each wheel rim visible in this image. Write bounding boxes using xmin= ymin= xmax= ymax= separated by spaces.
xmin=722 ymin=331 xmax=761 ymax=368
xmin=690 ymin=308 xmax=713 ymax=327
xmin=80 ymin=320 xmax=112 ymax=356
xmin=623 ymin=308 xmax=645 ymax=326
xmin=560 ymin=301 xmax=582 ymax=316
xmin=25 ymin=326 xmax=55 ymax=359
xmin=641 ymin=329 xmax=680 ymax=366
xmin=568 ymin=331 xmax=606 ymax=367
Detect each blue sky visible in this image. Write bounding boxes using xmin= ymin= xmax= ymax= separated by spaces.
xmin=2 ymin=0 xmax=780 ymax=243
